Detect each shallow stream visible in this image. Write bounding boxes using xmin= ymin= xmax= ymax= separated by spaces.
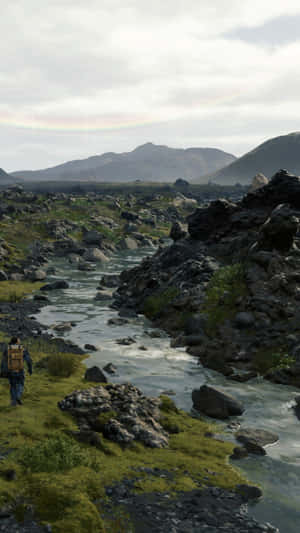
xmin=35 ymin=248 xmax=300 ymax=532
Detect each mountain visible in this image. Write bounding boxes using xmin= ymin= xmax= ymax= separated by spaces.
xmin=208 ymin=132 xmax=300 ymax=185
xmin=0 ymin=167 xmax=16 ymax=185
xmin=11 ymin=143 xmax=236 ymax=182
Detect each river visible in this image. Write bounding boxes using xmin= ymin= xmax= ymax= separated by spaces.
xmin=35 ymin=248 xmax=300 ymax=533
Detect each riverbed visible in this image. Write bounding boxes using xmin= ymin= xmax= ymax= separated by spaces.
xmin=35 ymin=248 xmax=300 ymax=533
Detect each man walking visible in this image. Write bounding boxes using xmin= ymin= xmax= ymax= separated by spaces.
xmin=1 ymin=337 xmax=32 ymax=406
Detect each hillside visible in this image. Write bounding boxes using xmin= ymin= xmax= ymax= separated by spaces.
xmin=0 ymin=167 xmax=16 ymax=185
xmin=208 ymin=132 xmax=300 ymax=185
xmin=11 ymin=142 xmax=236 ymax=182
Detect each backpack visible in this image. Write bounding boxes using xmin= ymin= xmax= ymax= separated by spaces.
xmin=7 ymin=345 xmax=24 ymax=372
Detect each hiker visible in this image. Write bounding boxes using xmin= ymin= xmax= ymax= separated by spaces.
xmin=0 ymin=337 xmax=32 ymax=406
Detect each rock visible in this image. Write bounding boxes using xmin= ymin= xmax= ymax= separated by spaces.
xmin=118 ymin=237 xmax=139 ymax=250
xmin=98 ymin=274 xmax=120 ymax=288
xmin=94 ymin=289 xmax=113 ymax=300
xmin=230 ymin=371 xmax=257 ymax=382
xmin=84 ymin=344 xmax=98 ymax=351
xmin=34 ymin=294 xmax=50 ymax=302
xmin=58 ymin=383 xmax=168 ymax=448
xmin=27 ymin=269 xmax=47 ymax=281
xmin=78 ymin=262 xmax=96 ymax=271
xmin=258 ymin=204 xmax=299 ymax=252
xmin=248 ymin=173 xmax=269 ymax=193
xmin=230 ymin=446 xmax=249 ymax=460
xmin=108 ymin=317 xmax=129 ymax=326
xmin=82 ymin=230 xmax=104 ymax=245
xmin=0 ymin=270 xmax=8 ymax=281
xmin=235 ymin=428 xmax=278 ymax=455
xmin=187 ymin=199 xmax=238 ymax=240
xmin=184 ymin=314 xmax=207 ymax=335
xmin=294 ymin=396 xmax=300 ymax=419
xmin=170 ymin=221 xmax=187 ymax=242
xmin=41 ymin=280 xmax=69 ymax=291
xmin=192 ymin=385 xmax=245 ymax=419
xmin=83 ymin=248 xmax=109 ymax=263
xmin=236 ymin=484 xmax=263 ymax=501
xmin=84 ymin=366 xmax=107 ymax=383
xmin=116 ymin=337 xmax=136 ymax=345
xmin=234 ymin=312 xmax=255 ymax=329
xmin=52 ymin=322 xmax=73 ymax=332
xmin=103 ymin=363 xmax=117 ymax=374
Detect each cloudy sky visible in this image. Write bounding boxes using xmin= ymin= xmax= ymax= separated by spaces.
xmin=1 ymin=0 xmax=300 ymax=171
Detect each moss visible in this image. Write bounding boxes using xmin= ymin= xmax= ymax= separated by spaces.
xmin=0 ymin=281 xmax=44 ymax=302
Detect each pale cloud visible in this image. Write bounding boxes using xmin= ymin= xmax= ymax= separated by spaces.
xmin=1 ymin=1 xmax=300 ymax=171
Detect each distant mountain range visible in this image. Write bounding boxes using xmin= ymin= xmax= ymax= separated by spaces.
xmin=11 ymin=143 xmax=236 ymax=182
xmin=208 ymin=132 xmax=300 ymax=185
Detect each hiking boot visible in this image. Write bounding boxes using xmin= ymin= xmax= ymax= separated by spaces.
xmin=17 ymin=399 xmax=23 ymax=405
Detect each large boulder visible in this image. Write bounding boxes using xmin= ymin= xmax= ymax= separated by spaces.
xmin=187 ymin=199 xmax=238 ymax=240
xmin=117 ymin=237 xmax=139 ymax=250
xmin=192 ymin=385 xmax=245 ymax=419
xmin=84 ymin=366 xmax=107 ymax=383
xmin=235 ymin=428 xmax=278 ymax=455
xmin=170 ymin=221 xmax=187 ymax=242
xmin=58 ymin=383 xmax=168 ymax=448
xmin=82 ymin=230 xmax=104 ymax=246
xmin=83 ymin=248 xmax=109 ymax=263
xmin=257 ymin=204 xmax=299 ymax=252
xmin=41 ymin=280 xmax=69 ymax=291
xmin=248 ymin=173 xmax=269 ymax=193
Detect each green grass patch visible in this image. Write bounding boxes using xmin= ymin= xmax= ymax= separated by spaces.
xmin=0 ymin=281 xmax=44 ymax=302
xmin=0 ymin=334 xmax=249 ymax=532
xmin=47 ymin=352 xmax=82 ymax=377
xmin=202 ymin=263 xmax=248 ymax=336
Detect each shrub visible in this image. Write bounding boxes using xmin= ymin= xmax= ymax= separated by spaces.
xmin=202 ymin=263 xmax=247 ymax=335
xmin=253 ymin=347 xmax=295 ymax=375
xmin=19 ymin=434 xmax=88 ymax=473
xmin=47 ymin=352 xmax=80 ymax=377
xmin=143 ymin=287 xmax=179 ymax=319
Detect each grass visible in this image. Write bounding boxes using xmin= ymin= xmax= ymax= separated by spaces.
xmin=0 ymin=281 xmax=44 ymax=302
xmin=202 ymin=263 xmax=248 ymax=336
xmin=0 ymin=334 xmax=249 ymax=533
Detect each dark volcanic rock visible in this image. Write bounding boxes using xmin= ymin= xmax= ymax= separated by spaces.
xmin=235 ymin=428 xmax=278 ymax=455
xmin=169 ymin=221 xmax=187 ymax=241
xmin=192 ymin=385 xmax=245 ymax=419
xmin=187 ymin=198 xmax=238 ymax=240
xmin=84 ymin=366 xmax=107 ymax=383
xmin=40 ymin=280 xmax=69 ymax=291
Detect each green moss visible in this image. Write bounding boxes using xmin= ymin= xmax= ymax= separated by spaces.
xmin=202 ymin=263 xmax=248 ymax=336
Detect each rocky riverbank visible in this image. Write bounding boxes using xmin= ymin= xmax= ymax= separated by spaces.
xmin=0 ymin=184 xmax=283 ymax=533
xmin=113 ymin=170 xmax=300 ymax=389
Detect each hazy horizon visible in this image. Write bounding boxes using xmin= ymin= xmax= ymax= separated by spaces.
xmin=2 ymin=2 xmax=300 ymax=172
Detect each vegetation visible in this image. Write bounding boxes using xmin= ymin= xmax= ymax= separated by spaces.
xmin=253 ymin=346 xmax=295 ymax=375
xmin=143 ymin=287 xmax=180 ymax=319
xmin=0 ymin=333 xmax=249 ymax=532
xmin=47 ymin=352 xmax=82 ymax=377
xmin=202 ymin=263 xmax=248 ymax=336
xmin=0 ymin=281 xmax=44 ymax=302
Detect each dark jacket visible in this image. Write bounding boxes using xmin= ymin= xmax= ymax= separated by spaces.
xmin=1 ymin=346 xmax=32 ymax=376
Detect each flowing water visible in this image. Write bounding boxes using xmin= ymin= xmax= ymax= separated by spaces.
xmin=35 ymin=249 xmax=300 ymax=532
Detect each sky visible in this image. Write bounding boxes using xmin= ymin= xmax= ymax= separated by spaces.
xmin=1 ymin=0 xmax=300 ymax=172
